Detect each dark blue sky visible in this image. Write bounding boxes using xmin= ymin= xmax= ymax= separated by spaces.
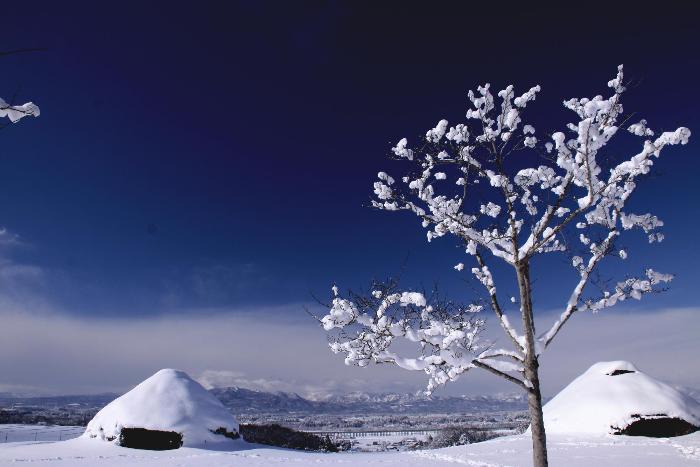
xmin=1 ymin=1 xmax=699 ymax=319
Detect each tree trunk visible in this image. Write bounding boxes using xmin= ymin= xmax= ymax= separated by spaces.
xmin=516 ymin=262 xmax=548 ymax=467
xmin=525 ymin=358 xmax=548 ymax=467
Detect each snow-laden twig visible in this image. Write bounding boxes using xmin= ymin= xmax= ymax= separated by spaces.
xmin=0 ymin=97 xmax=40 ymax=123
xmin=321 ymin=283 xmax=493 ymax=394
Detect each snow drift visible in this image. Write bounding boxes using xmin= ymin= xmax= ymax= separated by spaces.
xmin=84 ymin=369 xmax=239 ymax=448
xmin=542 ymin=361 xmax=700 ymax=436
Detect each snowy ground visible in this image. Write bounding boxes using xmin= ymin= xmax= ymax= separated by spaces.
xmin=0 ymin=431 xmax=698 ymax=466
xmin=342 ymin=432 xmax=432 ymax=452
xmin=0 ymin=424 xmax=83 ymax=443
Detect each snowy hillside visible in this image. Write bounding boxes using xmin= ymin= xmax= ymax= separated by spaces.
xmin=85 ymin=369 xmax=239 ymax=447
xmin=541 ymin=361 xmax=700 ymax=435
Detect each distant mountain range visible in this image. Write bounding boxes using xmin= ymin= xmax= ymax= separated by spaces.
xmin=0 ymin=393 xmax=116 ymax=409
xmin=209 ymin=387 xmax=529 ymax=414
xmin=0 ymin=387 xmax=529 ymax=416
xmin=3 ymin=385 xmax=698 ymax=417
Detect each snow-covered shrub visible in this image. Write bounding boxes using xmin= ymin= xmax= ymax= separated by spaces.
xmin=239 ymin=424 xmax=347 ymax=452
xmin=426 ymin=427 xmax=500 ymax=448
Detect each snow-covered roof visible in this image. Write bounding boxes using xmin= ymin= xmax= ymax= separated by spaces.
xmin=542 ymin=361 xmax=700 ymax=434
xmin=84 ymin=369 xmax=239 ymax=447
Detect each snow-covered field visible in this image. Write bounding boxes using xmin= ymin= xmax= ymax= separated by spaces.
xmin=4 ymin=362 xmax=697 ymax=465
xmin=341 ymin=431 xmax=433 ymax=452
xmin=0 ymin=424 xmax=83 ymax=443
xmin=0 ymin=431 xmax=698 ymax=466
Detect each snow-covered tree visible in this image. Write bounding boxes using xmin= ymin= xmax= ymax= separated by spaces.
xmin=319 ymin=66 xmax=689 ymax=467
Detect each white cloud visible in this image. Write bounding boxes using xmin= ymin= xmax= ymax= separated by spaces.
xmin=534 ymin=307 xmax=700 ymax=395
xmin=197 ymin=369 xmax=247 ymax=389
xmin=0 ymin=227 xmax=23 ymax=248
xmin=0 ymin=305 xmax=425 ymax=396
xmin=0 ymin=304 xmax=698 ymax=398
xmin=0 ymin=228 xmax=41 ymax=282
xmin=0 ymin=262 xmax=44 ymax=282
xmin=0 ymin=228 xmax=50 ymax=314
xmin=196 ymin=369 xmax=377 ymax=399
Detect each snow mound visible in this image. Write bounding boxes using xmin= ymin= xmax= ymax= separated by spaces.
xmin=84 ymin=369 xmax=239 ymax=448
xmin=543 ymin=361 xmax=700 ymax=435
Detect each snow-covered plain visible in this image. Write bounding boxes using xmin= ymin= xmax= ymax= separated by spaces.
xmin=0 ymin=425 xmax=83 ymax=443
xmin=4 ymin=362 xmax=698 ymax=465
xmin=0 ymin=432 xmax=699 ymax=466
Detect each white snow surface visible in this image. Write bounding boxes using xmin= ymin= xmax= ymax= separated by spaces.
xmin=84 ymin=369 xmax=239 ymax=447
xmin=541 ymin=361 xmax=700 ymax=434
xmin=1 ymin=432 xmax=700 ymax=466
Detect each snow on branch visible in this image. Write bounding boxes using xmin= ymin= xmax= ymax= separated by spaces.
xmin=539 ymin=266 xmax=672 ymax=349
xmin=319 ymin=281 xmax=527 ymax=393
xmin=540 ymin=233 xmax=674 ymax=349
xmin=371 ymin=66 xmax=688 ymax=266
xmin=472 ymin=251 xmax=525 ymax=352
xmin=582 ymin=268 xmax=673 ymax=312
xmin=366 ymin=65 xmax=689 ymax=355
xmin=0 ymin=97 xmax=40 ymax=123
